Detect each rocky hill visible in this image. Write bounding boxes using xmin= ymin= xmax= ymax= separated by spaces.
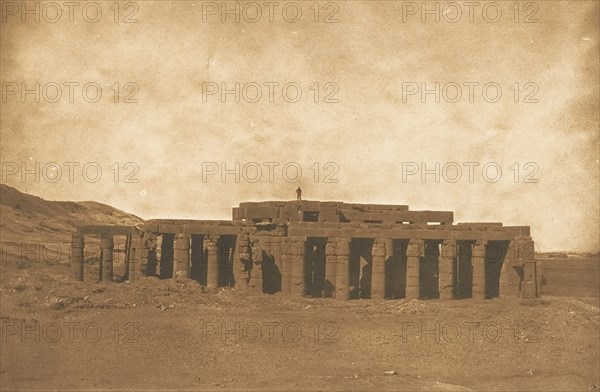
xmin=0 ymin=184 xmax=143 ymax=245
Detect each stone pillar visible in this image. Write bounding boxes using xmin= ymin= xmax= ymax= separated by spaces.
xmin=499 ymin=260 xmax=520 ymax=297
xmin=71 ymin=233 xmax=84 ymax=281
xmin=371 ymin=239 xmax=386 ymax=300
xmin=335 ymin=237 xmax=350 ymax=300
xmin=206 ymin=235 xmax=219 ymax=289
xmin=173 ymin=234 xmax=191 ymax=279
xmin=324 ymin=239 xmax=337 ymax=298
xmin=519 ymin=238 xmax=537 ymax=298
xmin=500 ymin=240 xmax=520 ymax=297
xmin=128 ymin=234 xmax=143 ymax=283
xmin=472 ymin=240 xmax=487 ymax=299
xmin=100 ymin=235 xmax=114 ymax=282
xmin=439 ymin=240 xmax=456 ymax=299
xmin=290 ymin=237 xmax=306 ymax=296
xmin=281 ymin=238 xmax=293 ymax=294
xmin=406 ymin=239 xmax=424 ymax=299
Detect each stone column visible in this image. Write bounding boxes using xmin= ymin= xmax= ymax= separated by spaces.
xmin=173 ymin=234 xmax=191 ymax=279
xmin=371 ymin=239 xmax=386 ymax=300
xmin=128 ymin=234 xmax=143 ymax=283
xmin=100 ymin=235 xmax=114 ymax=282
xmin=439 ymin=240 xmax=456 ymax=299
xmin=499 ymin=259 xmax=520 ymax=297
xmin=281 ymin=238 xmax=293 ymax=294
xmin=71 ymin=233 xmax=84 ymax=281
xmin=206 ymin=235 xmax=219 ymax=289
xmin=290 ymin=237 xmax=306 ymax=296
xmin=472 ymin=240 xmax=487 ymax=299
xmin=519 ymin=238 xmax=537 ymax=298
xmin=500 ymin=240 xmax=520 ymax=297
xmin=406 ymin=239 xmax=424 ymax=299
xmin=335 ymin=237 xmax=350 ymax=300
xmin=324 ymin=239 xmax=337 ymax=298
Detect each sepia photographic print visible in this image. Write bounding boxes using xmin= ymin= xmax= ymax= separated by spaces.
xmin=0 ymin=1 xmax=599 ymax=391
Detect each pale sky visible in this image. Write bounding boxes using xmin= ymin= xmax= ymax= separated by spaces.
xmin=1 ymin=1 xmax=598 ymax=252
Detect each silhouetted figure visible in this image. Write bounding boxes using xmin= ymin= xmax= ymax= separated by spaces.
xmin=296 ymin=187 xmax=302 ymax=201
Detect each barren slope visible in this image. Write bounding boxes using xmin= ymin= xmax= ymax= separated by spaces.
xmin=0 ymin=184 xmax=143 ymax=245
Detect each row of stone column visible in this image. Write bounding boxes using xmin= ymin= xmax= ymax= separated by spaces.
xmin=171 ymin=234 xmax=219 ymax=287
xmin=71 ymin=233 xmax=219 ymax=286
xmin=69 ymin=234 xmax=464 ymax=297
xmin=72 ymin=232 xmax=536 ymax=299
xmin=71 ymin=233 xmax=120 ymax=282
xmin=297 ymin=237 xmax=426 ymax=300
xmin=273 ymin=237 xmax=531 ymax=300
xmin=319 ymin=237 xmax=426 ymax=300
xmin=234 ymin=235 xmax=304 ymax=295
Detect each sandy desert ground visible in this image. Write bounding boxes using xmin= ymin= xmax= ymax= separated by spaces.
xmin=0 ymin=253 xmax=598 ymax=391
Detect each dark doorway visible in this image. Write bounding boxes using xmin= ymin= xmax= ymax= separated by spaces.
xmin=349 ymin=238 xmax=374 ymax=299
xmin=385 ymin=239 xmax=408 ymax=299
xmin=305 ymin=237 xmax=327 ymax=297
xmin=191 ymin=234 xmax=205 ymax=284
xmin=147 ymin=247 xmax=158 ymax=277
xmin=159 ymin=234 xmax=174 ymax=279
xmin=421 ymin=241 xmax=440 ymax=299
xmin=218 ymin=235 xmax=237 ymax=287
xmin=456 ymin=241 xmax=473 ymax=298
xmin=323 ymin=239 xmax=336 ymax=298
xmin=262 ymin=239 xmax=282 ymax=294
xmin=485 ymin=241 xmax=508 ymax=298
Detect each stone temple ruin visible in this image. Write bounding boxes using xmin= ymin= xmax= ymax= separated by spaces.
xmin=71 ymin=200 xmax=539 ymax=299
